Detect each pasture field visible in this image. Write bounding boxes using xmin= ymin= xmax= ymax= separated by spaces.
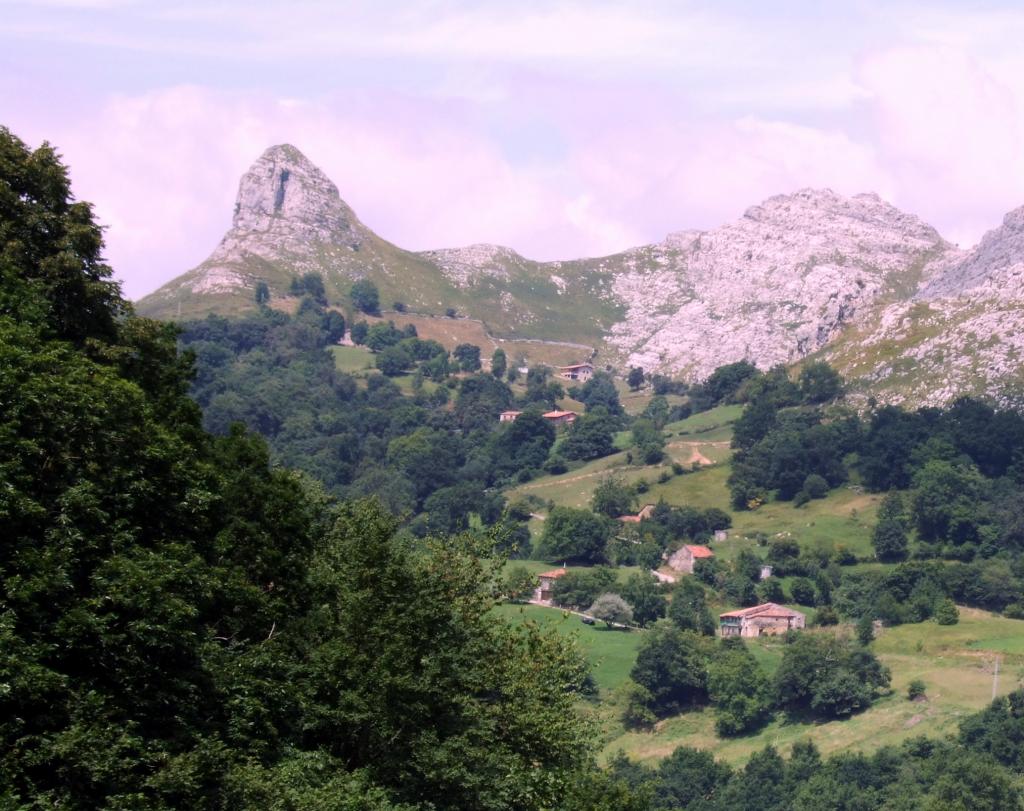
xmin=492 ymin=602 xmax=644 ymax=692
xmin=329 ymin=344 xmax=375 ymax=372
xmin=598 ymin=609 xmax=1024 ymax=767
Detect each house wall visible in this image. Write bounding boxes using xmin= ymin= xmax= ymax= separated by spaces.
xmin=740 ymin=616 xmax=804 ymax=637
xmin=667 ymin=548 xmax=694 ymax=573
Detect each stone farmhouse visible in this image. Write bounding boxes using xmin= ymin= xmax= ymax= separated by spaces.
xmin=498 ymin=409 xmax=578 ymax=428
xmin=719 ymin=603 xmax=806 ymax=637
xmin=667 ymin=544 xmax=714 ymax=574
xmin=556 ymin=363 xmax=594 ymax=382
xmin=535 ymin=568 xmax=568 ymax=604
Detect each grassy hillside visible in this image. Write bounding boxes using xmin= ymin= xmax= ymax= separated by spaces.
xmin=499 ymin=398 xmax=1018 ymax=769
xmin=137 ymin=229 xmax=627 ymax=351
xmin=600 ymin=609 xmax=1024 ymax=767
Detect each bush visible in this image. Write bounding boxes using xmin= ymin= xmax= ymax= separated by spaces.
xmin=908 ymin=679 xmax=927 ymax=701
xmin=622 ymin=684 xmax=657 ymax=729
xmin=803 ymin=473 xmax=829 ymax=499
xmin=502 ymin=566 xmax=537 ymax=601
xmin=935 ymin=598 xmax=960 ymax=625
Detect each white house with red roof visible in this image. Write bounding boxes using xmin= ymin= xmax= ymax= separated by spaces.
xmin=719 ymin=603 xmax=805 ymax=637
xmin=556 ymin=363 xmax=594 ymax=382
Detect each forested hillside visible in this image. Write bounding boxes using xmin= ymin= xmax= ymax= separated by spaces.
xmin=12 ymin=126 xmax=1024 ymax=809
xmin=0 ymin=127 xmax=612 ymax=810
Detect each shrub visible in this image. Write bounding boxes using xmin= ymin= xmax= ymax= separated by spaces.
xmin=908 ymin=679 xmax=927 ymax=701
xmin=935 ymin=598 xmax=959 ymax=625
xmin=587 ymin=593 xmax=634 ymax=627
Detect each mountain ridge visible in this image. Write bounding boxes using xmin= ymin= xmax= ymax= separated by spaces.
xmin=137 ymin=144 xmax=1024 ymax=407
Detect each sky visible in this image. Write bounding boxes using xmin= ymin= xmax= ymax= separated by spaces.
xmin=3 ymin=1 xmax=1024 ymax=299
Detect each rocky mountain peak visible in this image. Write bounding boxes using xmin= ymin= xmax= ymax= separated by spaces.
xmin=920 ymin=202 xmax=1024 ymax=300
xmin=231 ymin=144 xmax=361 ymax=243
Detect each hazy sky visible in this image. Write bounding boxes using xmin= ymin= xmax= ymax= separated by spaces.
xmin=4 ymin=0 xmax=1024 ymax=299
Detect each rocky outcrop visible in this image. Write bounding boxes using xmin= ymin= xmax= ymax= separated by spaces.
xmin=603 ymin=189 xmax=951 ymax=379
xmin=825 ymin=204 xmax=1024 ymax=408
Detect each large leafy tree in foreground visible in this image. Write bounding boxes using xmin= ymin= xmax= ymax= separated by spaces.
xmin=0 ymin=127 xmax=599 ymax=810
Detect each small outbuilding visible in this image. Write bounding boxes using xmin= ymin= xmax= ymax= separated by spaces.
xmin=499 ymin=410 xmax=522 ymax=423
xmin=719 ymin=603 xmax=805 ymax=638
xmin=535 ymin=568 xmax=568 ymax=604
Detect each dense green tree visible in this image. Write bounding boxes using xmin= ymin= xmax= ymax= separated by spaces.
xmin=550 ymin=567 xmax=618 ymax=609
xmin=536 ymin=507 xmax=612 ymax=563
xmin=697 ymin=361 xmax=761 ymax=408
xmin=799 ymin=361 xmax=843 ymax=403
xmin=376 ymin=344 xmax=413 ymax=376
xmin=912 ymin=459 xmax=986 ymax=544
xmin=641 ymin=395 xmax=670 ymax=429
xmin=321 ymin=309 xmax=346 ymax=342
xmin=872 ymin=518 xmax=909 ymax=562
xmin=789 ymin=577 xmax=818 ymax=606
xmin=773 ymin=634 xmax=889 ymax=719
xmin=0 ymin=128 xmax=125 ymax=344
xmin=453 ymin=373 xmax=514 ymax=431
xmin=576 ymin=371 xmax=623 ymax=415
xmin=630 ymin=622 xmax=713 ymax=716
xmin=490 ymin=347 xmax=507 ymax=378
xmin=591 ymin=473 xmax=636 ymax=518
xmin=254 ymin=280 xmax=270 ymax=305
xmin=631 ymin=418 xmax=665 ymax=464
xmin=627 ymin=366 xmax=645 ymax=390
xmin=934 ymin=598 xmax=959 ymax=625
xmin=453 ymin=342 xmax=482 ymax=372
xmin=708 ymin=640 xmax=773 ymax=735
xmin=668 ymin=578 xmax=717 ymax=636
xmin=350 ymin=279 xmax=380 ymax=314
xmin=350 ymin=319 xmax=369 ymax=344
xmin=561 ymin=411 xmax=617 ymax=461
xmin=653 ymin=746 xmax=732 ymax=809
xmin=619 ymin=573 xmax=667 ymax=627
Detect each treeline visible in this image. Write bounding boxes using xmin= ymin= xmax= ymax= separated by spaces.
xmin=626 ymin=625 xmax=889 ymax=733
xmin=725 ymin=363 xmax=1024 ymax=563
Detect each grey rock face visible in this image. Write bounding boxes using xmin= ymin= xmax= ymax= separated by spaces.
xmin=182 ymin=145 xmax=367 ymax=295
xmin=920 ymin=204 xmax=1024 ymax=300
xmin=604 ymin=188 xmax=951 ymax=379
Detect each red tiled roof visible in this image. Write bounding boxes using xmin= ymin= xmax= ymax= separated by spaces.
xmin=685 ymin=544 xmax=714 ymax=558
xmin=542 ymin=410 xmax=576 ymax=418
xmin=618 ymin=515 xmax=642 ymax=523
xmin=500 ymin=410 xmax=522 ymax=416
xmin=719 ymin=602 xmax=804 ymax=620
xmin=558 ymin=364 xmax=593 ymax=370
xmin=537 ymin=568 xmax=569 ymax=579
